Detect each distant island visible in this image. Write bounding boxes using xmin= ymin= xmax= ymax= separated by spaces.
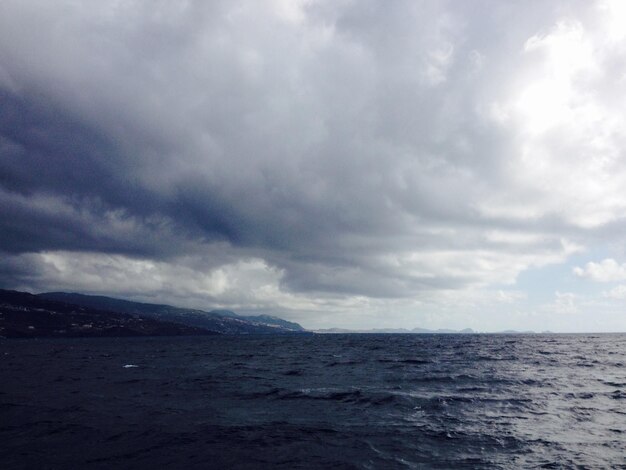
xmin=0 ymin=289 xmax=307 ymax=338
xmin=314 ymin=327 xmax=548 ymax=334
xmin=315 ymin=327 xmax=475 ymax=334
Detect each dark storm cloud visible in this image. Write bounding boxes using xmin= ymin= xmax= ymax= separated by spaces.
xmin=0 ymin=0 xmax=620 ymax=308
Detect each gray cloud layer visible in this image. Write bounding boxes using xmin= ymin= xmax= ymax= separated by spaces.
xmin=1 ymin=1 xmax=625 ymax=328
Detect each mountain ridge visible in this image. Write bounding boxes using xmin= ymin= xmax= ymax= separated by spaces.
xmin=39 ymin=291 xmax=306 ymax=334
xmin=0 ymin=289 xmax=216 ymax=338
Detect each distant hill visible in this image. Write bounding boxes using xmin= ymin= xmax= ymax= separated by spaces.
xmin=237 ymin=314 xmax=305 ymax=331
xmin=314 ymin=327 xmax=476 ymax=334
xmin=39 ymin=291 xmax=307 ymax=335
xmin=313 ymin=328 xmax=548 ymax=335
xmin=0 ymin=289 xmax=215 ymax=338
xmin=498 ymin=329 xmax=537 ymax=334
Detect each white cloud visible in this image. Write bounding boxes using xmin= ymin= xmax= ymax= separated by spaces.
xmin=598 ymin=0 xmax=626 ymax=41
xmin=519 ymin=20 xmax=596 ymax=135
xmin=553 ymin=291 xmax=579 ymax=314
xmin=573 ymin=258 xmax=626 ymax=282
xmin=603 ymin=284 xmax=626 ymax=299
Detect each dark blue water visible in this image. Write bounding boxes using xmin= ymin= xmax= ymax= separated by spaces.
xmin=1 ymin=334 xmax=625 ymax=469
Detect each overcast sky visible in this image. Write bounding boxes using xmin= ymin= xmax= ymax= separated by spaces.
xmin=2 ymin=0 xmax=626 ymax=331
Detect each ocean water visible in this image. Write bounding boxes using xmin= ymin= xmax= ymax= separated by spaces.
xmin=1 ymin=334 xmax=625 ymax=469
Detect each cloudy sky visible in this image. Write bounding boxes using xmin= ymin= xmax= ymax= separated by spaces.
xmin=2 ymin=0 xmax=626 ymax=332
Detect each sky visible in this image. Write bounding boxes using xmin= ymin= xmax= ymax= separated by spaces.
xmin=1 ymin=0 xmax=626 ymax=332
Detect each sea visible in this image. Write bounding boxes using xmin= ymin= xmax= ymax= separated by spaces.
xmin=1 ymin=334 xmax=625 ymax=469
